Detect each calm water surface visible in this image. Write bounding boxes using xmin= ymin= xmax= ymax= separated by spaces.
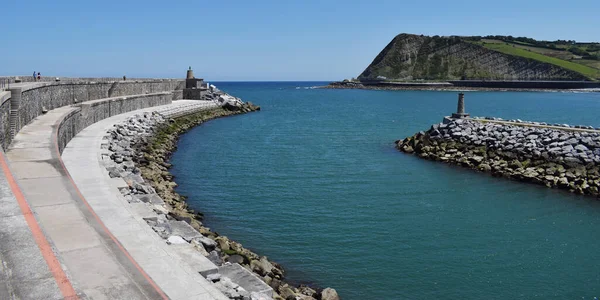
xmin=170 ymin=82 xmax=600 ymax=299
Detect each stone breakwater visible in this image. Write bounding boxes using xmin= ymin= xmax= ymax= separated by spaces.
xmin=396 ymin=118 xmax=600 ymax=196
xmin=103 ymin=98 xmax=339 ymax=299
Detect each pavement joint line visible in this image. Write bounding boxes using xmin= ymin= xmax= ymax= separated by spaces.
xmin=52 ymin=104 xmax=170 ymax=300
xmin=0 ymin=150 xmax=79 ymax=300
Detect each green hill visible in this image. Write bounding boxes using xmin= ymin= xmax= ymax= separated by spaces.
xmin=358 ymin=34 xmax=600 ymax=81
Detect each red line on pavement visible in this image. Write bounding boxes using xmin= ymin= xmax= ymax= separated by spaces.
xmin=53 ymin=117 xmax=169 ymax=300
xmin=0 ymin=151 xmax=79 ymax=300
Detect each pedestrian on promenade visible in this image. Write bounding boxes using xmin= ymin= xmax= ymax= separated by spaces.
xmin=33 ymin=71 xmax=36 ymax=81
xmin=37 ymin=72 xmax=41 ymax=81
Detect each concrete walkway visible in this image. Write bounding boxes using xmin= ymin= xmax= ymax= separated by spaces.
xmin=0 ymin=81 xmax=78 ymax=299
xmin=0 ymin=150 xmax=68 ymax=299
xmin=62 ymin=100 xmax=227 ymax=300
xmin=6 ymin=106 xmax=167 ymax=299
xmin=3 ymin=100 xmax=224 ymax=299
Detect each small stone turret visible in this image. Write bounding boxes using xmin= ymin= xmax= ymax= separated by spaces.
xmin=451 ymin=92 xmax=470 ymax=119
xmin=184 ymin=67 xmax=208 ymax=100
xmin=186 ymin=66 xmax=194 ymax=79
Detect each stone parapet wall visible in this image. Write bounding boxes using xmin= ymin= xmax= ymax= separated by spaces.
xmin=56 ymin=108 xmax=83 ymax=153
xmin=1 ymin=79 xmax=184 ymax=150
xmin=0 ymin=76 xmax=180 ymax=83
xmin=0 ymin=100 xmax=11 ymax=151
xmin=18 ymin=83 xmax=112 ymax=134
xmin=183 ymin=88 xmax=208 ymax=100
xmin=108 ymin=81 xmax=184 ymax=98
xmin=172 ymin=89 xmax=183 ymax=100
xmin=56 ymin=92 xmax=172 ymax=153
xmin=397 ymin=118 xmax=600 ymax=196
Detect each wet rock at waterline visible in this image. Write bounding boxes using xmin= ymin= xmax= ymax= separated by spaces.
xmin=397 ymin=118 xmax=600 ymax=196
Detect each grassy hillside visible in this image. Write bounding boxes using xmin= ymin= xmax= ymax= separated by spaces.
xmin=358 ymin=34 xmax=600 ymax=82
xmin=469 ymin=41 xmax=600 ymax=80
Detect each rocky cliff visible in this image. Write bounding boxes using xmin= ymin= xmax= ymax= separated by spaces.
xmin=358 ymin=34 xmax=589 ymax=81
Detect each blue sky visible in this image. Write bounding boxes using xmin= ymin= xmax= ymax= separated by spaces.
xmin=2 ymin=0 xmax=598 ymax=81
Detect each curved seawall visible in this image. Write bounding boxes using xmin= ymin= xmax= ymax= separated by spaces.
xmin=60 ymin=101 xmax=243 ymax=299
xmin=0 ymin=76 xmax=239 ymax=299
xmin=56 ymin=92 xmax=173 ymax=152
xmin=3 ymin=79 xmax=184 ymax=150
xmin=4 ymin=93 xmax=197 ymax=299
xmin=0 ymin=76 xmax=334 ymax=299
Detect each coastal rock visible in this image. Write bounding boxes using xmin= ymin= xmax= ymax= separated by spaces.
xmin=250 ymin=257 xmax=274 ymax=276
xmin=214 ymin=276 xmax=249 ymax=300
xmin=153 ymin=204 xmax=169 ymax=215
xmin=218 ymin=263 xmax=274 ymax=298
xmin=133 ymin=194 xmax=165 ymax=205
xmin=217 ymin=94 xmax=244 ymax=110
xmin=167 ymin=220 xmax=203 ymax=242
xmin=279 ymin=286 xmax=296 ymax=300
xmin=107 ymin=167 xmax=121 ymax=178
xmin=478 ymin=163 xmax=492 ymax=172
xmin=151 ymin=224 xmax=170 ymax=239
xmin=215 ymin=236 xmax=231 ymax=251
xmin=230 ymin=241 xmax=244 ymax=253
xmin=194 ymin=236 xmax=218 ymax=251
xmin=207 ymin=273 xmax=222 ymax=282
xmin=166 ymin=235 xmax=188 ymax=245
xmin=268 ymin=278 xmax=282 ymax=291
xmin=208 ymin=250 xmax=223 ymax=266
xmin=250 ymin=292 xmax=272 ymax=300
xmin=226 ymin=254 xmax=245 ymax=264
xmin=321 ymin=288 xmax=340 ymax=300
xmin=123 ymin=173 xmax=145 ymax=186
xmin=190 ymin=240 xmax=210 ymax=256
xmin=298 ymin=285 xmax=318 ymax=298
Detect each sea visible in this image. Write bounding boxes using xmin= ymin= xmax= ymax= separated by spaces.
xmin=170 ymin=82 xmax=600 ymax=299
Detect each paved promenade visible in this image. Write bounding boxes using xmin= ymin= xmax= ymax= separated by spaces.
xmin=2 ymin=99 xmax=225 ymax=299
xmin=0 ymin=81 xmax=76 ymax=299
xmin=6 ymin=105 xmax=169 ymax=299
xmin=62 ymin=100 xmax=226 ymax=300
xmin=0 ymin=150 xmax=69 ymax=299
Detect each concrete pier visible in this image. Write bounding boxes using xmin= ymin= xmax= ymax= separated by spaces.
xmin=0 ymin=75 xmax=234 ymax=299
xmin=62 ymin=101 xmax=228 ymax=299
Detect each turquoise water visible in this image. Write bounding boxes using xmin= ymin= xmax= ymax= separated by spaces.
xmin=170 ymin=83 xmax=600 ymax=299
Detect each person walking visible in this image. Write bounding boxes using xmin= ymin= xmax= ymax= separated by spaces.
xmin=37 ymin=72 xmax=41 ymax=81
xmin=33 ymin=71 xmax=36 ymax=81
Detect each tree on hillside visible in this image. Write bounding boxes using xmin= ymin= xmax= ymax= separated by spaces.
xmin=568 ymin=46 xmax=588 ymax=56
xmin=587 ymin=44 xmax=600 ymax=52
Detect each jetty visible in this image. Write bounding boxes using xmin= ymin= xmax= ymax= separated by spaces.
xmin=397 ymin=93 xmax=600 ymax=196
xmin=0 ymin=70 xmax=271 ymax=299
